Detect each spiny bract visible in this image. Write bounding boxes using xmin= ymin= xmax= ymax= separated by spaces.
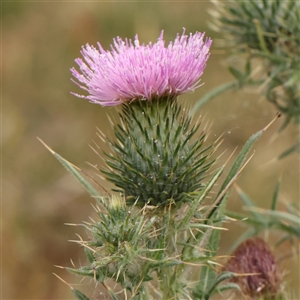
xmin=102 ymin=97 xmax=215 ymax=206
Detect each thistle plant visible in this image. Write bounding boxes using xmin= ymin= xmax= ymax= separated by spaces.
xmin=193 ymin=0 xmax=300 ymax=133
xmin=71 ymin=30 xmax=213 ymax=208
xmin=43 ymin=30 xmax=285 ymax=300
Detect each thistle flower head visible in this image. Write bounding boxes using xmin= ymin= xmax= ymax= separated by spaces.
xmin=71 ymin=29 xmax=212 ymax=106
xmin=224 ymin=237 xmax=282 ymax=299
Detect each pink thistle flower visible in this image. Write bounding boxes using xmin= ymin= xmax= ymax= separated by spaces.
xmin=71 ymin=29 xmax=212 ymax=106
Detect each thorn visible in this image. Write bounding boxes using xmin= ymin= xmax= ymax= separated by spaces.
xmin=53 ymin=273 xmax=73 ymax=290
xmin=64 ymin=223 xmax=79 ymax=226
xmin=70 ymin=258 xmax=76 ymax=268
xmin=54 ymin=265 xmax=65 ymax=269
xmin=38 ymin=137 xmax=83 ymax=170
xmin=263 ymin=112 xmax=281 ymax=132
xmin=222 ymin=147 xmax=238 ymax=167
xmin=37 ymin=137 xmax=56 ymax=154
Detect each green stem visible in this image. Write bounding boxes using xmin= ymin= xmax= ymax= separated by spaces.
xmin=190 ymin=81 xmax=238 ymax=115
xmin=253 ymin=19 xmax=270 ymax=54
xmin=158 ymin=209 xmax=181 ymax=300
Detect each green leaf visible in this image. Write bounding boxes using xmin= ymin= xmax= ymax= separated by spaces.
xmin=228 ymin=66 xmax=245 ymax=83
xmin=107 ymin=289 xmax=122 ymax=300
xmin=216 ymin=282 xmax=241 ymax=293
xmin=66 ymin=266 xmax=95 ymax=277
xmin=275 ymin=222 xmax=300 ymax=239
xmin=271 ymin=179 xmax=281 ymax=210
xmin=235 ymin=186 xmax=265 ymax=222
xmin=245 ymin=59 xmax=251 ymax=76
xmin=72 ymin=289 xmax=90 ymax=300
xmin=194 ymin=194 xmax=231 ymax=300
xmin=204 ymin=271 xmax=237 ymax=299
xmin=250 ymin=0 xmax=265 ymax=19
xmin=38 ymin=138 xmax=106 ymax=206
xmin=194 ymin=271 xmax=239 ymax=299
xmin=213 ymin=113 xmax=280 ymax=208
xmin=205 ymin=192 xmax=230 ymax=254
xmin=194 ymin=267 xmax=216 ymax=300
xmin=84 ymin=247 xmax=95 ymax=263
xmin=221 ymin=130 xmax=261 ymax=187
xmin=278 ymin=142 xmax=300 ymax=159
xmin=177 ymin=167 xmax=224 ymax=231
xmin=253 ymin=209 xmax=300 ymax=226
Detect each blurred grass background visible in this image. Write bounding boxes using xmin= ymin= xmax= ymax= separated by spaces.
xmin=2 ymin=1 xmax=299 ymax=299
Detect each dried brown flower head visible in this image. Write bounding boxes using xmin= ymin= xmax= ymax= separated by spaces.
xmin=224 ymin=237 xmax=282 ymax=299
